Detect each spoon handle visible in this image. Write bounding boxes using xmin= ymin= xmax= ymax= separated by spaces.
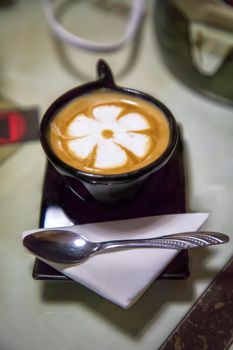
xmin=96 ymin=231 xmax=229 ymax=253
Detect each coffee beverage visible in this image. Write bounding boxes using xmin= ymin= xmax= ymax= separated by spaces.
xmin=48 ymin=90 xmax=170 ymax=175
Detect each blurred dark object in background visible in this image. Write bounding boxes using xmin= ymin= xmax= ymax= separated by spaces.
xmin=222 ymin=0 xmax=233 ymax=6
xmin=0 ymin=0 xmax=16 ymax=8
xmin=154 ymin=0 xmax=233 ymax=105
xmin=0 ymin=96 xmax=39 ymax=163
xmin=0 ymin=97 xmax=20 ymax=163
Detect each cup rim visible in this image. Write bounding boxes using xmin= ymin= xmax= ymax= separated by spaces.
xmin=40 ymin=83 xmax=178 ymax=183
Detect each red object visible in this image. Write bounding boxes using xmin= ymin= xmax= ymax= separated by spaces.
xmin=0 ymin=112 xmax=27 ymax=144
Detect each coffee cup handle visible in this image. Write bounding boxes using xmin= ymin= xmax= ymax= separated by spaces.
xmin=97 ymin=60 xmax=116 ymax=88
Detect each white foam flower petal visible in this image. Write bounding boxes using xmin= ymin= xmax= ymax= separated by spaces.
xmin=118 ymin=113 xmax=150 ymax=131
xmin=114 ymin=132 xmax=151 ymax=158
xmin=67 ymin=114 xmax=99 ymax=137
xmin=93 ymin=105 xmax=122 ymax=123
xmin=95 ymin=139 xmax=127 ymax=169
xmin=67 ymin=135 xmax=97 ymax=159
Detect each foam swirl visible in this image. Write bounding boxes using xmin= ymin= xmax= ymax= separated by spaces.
xmin=49 ymin=91 xmax=170 ymax=174
xmin=65 ymin=105 xmax=151 ymax=169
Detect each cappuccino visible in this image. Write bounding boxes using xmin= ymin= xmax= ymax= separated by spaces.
xmin=48 ymin=91 xmax=170 ymax=175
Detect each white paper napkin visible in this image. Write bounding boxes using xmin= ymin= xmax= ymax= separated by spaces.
xmin=22 ymin=213 xmax=208 ymax=308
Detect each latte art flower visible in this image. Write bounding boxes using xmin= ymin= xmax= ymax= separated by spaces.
xmin=65 ymin=105 xmax=152 ymax=170
xmin=49 ymin=91 xmax=170 ymax=175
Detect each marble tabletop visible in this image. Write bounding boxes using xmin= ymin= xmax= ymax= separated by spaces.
xmin=0 ymin=1 xmax=232 ymax=349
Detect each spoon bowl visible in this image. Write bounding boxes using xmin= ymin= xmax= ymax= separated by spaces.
xmin=23 ymin=230 xmax=96 ymax=264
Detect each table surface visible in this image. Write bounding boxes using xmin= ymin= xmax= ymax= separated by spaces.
xmin=0 ymin=1 xmax=232 ymax=350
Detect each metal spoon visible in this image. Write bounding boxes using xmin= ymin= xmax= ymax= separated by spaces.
xmin=23 ymin=230 xmax=229 ymax=265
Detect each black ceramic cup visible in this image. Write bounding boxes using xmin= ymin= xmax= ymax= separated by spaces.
xmin=40 ymin=60 xmax=178 ymax=204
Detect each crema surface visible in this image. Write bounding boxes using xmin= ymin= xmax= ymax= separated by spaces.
xmin=48 ymin=91 xmax=170 ymax=174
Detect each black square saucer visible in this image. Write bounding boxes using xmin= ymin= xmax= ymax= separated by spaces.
xmin=33 ymin=131 xmax=189 ymax=280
